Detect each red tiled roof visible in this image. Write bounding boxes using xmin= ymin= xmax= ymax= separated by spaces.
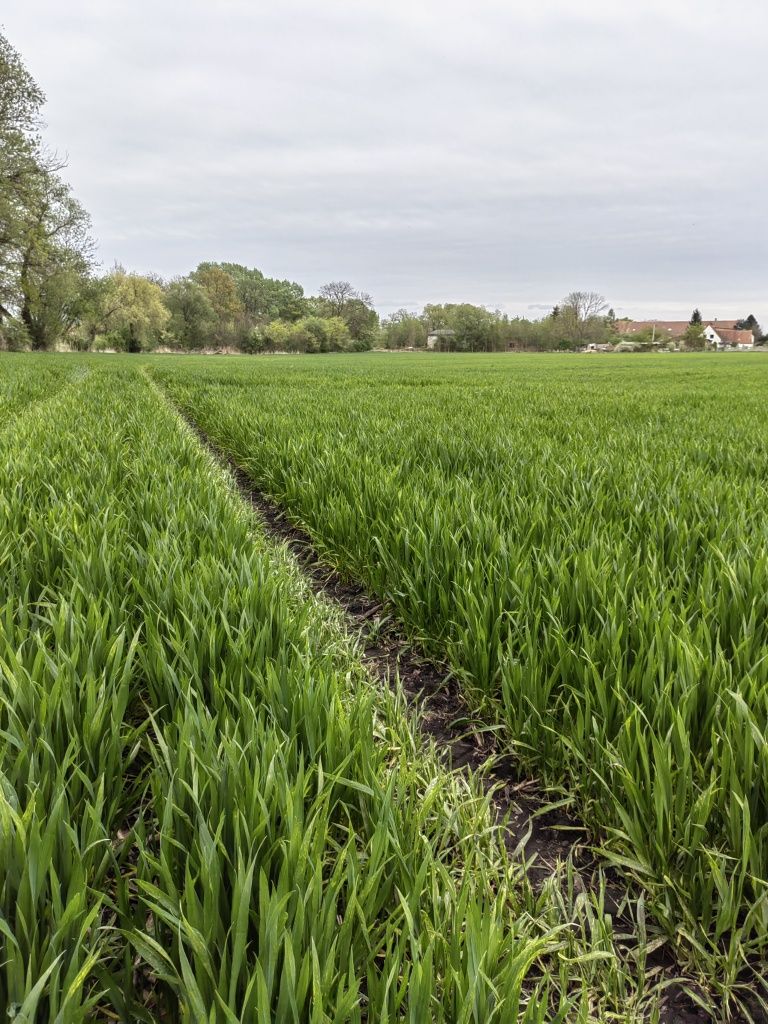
xmin=711 ymin=328 xmax=754 ymax=346
xmin=615 ymin=319 xmax=740 ymax=337
xmin=615 ymin=321 xmax=690 ymax=336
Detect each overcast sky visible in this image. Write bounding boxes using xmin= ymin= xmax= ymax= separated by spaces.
xmin=3 ymin=0 xmax=766 ymax=323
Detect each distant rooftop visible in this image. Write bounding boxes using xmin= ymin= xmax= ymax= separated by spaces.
xmin=710 ymin=328 xmax=754 ymax=346
xmin=615 ymin=319 xmax=739 ymax=337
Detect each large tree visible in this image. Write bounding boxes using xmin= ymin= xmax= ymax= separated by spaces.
xmin=559 ymin=291 xmax=609 ymax=345
xmin=16 ymin=170 xmax=93 ymax=348
xmin=380 ymin=310 xmax=427 ymax=349
xmin=85 ymin=267 xmax=170 ymax=352
xmin=735 ymin=313 xmax=762 ymax=342
xmin=191 ymin=263 xmax=245 ymax=346
xmin=164 ymin=277 xmax=216 ymax=349
xmin=0 ymin=31 xmax=94 ymax=348
xmin=315 ymin=281 xmax=378 ymax=346
xmin=452 ymin=304 xmax=502 ymax=352
xmin=0 ymin=30 xmax=44 ymax=258
xmin=0 ymin=32 xmax=44 ymax=137
xmin=0 ymin=31 xmax=45 ymax=323
xmin=218 ymin=263 xmax=307 ymax=324
xmin=681 ymin=323 xmax=706 ymax=351
xmin=318 ymin=280 xmax=357 ymax=317
xmin=18 ymin=246 xmax=90 ymax=350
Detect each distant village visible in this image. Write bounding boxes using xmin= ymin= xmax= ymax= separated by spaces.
xmin=423 ymin=310 xmax=765 ymax=355
xmin=584 ymin=317 xmax=759 ymax=354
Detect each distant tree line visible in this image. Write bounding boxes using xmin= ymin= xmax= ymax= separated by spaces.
xmin=381 ymin=299 xmax=765 ymax=353
xmin=382 ymin=292 xmax=618 ymax=352
xmin=69 ymin=265 xmax=379 ymax=353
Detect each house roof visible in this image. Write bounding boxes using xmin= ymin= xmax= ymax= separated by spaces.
xmin=615 ymin=320 xmax=691 ymax=336
xmin=615 ymin=319 xmax=740 ymax=337
xmin=710 ymin=328 xmax=754 ymax=346
xmin=427 ymin=328 xmax=456 ymax=336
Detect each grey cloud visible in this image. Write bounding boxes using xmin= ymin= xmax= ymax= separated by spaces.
xmin=3 ymin=0 xmax=766 ymax=324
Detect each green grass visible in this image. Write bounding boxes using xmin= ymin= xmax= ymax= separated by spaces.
xmin=0 ymin=355 xmax=662 ymax=1021
xmin=150 ymin=351 xmax=768 ymax=1008
xmin=0 ymin=352 xmax=76 ymax=425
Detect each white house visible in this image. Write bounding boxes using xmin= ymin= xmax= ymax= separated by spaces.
xmin=426 ymin=328 xmax=456 ymax=350
xmin=703 ymin=326 xmax=755 ymax=350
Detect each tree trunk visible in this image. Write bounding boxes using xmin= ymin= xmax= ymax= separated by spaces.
xmin=19 ymin=252 xmax=48 ymax=349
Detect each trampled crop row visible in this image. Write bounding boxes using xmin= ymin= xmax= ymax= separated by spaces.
xmin=154 ymin=352 xmax=768 ymax=1003
xmin=0 ymin=356 xmax=657 ymax=1021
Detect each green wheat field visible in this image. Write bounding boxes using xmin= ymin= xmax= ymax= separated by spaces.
xmin=1 ymin=352 xmax=766 ymax=1022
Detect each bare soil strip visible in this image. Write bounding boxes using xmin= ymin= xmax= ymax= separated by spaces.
xmin=183 ymin=419 xmax=725 ymax=1024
